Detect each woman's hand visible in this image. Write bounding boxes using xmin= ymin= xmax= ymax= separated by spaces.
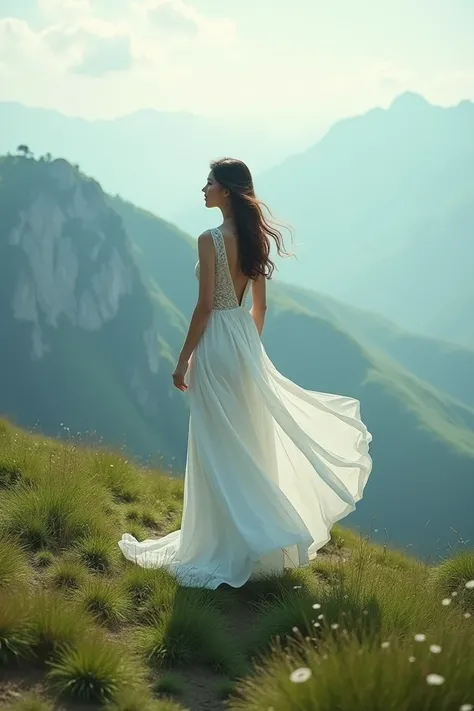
xmin=172 ymin=360 xmax=189 ymax=391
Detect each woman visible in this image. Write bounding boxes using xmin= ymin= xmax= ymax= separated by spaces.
xmin=119 ymin=157 xmax=372 ymax=589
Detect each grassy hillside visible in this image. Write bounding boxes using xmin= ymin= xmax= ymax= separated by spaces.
xmin=1 ymin=422 xmax=473 ymax=711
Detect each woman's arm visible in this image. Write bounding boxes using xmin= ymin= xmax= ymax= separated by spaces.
xmin=250 ymin=275 xmax=267 ymax=336
xmin=172 ymin=233 xmax=215 ymax=391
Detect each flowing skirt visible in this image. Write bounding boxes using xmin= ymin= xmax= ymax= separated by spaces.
xmin=119 ymin=307 xmax=372 ymax=589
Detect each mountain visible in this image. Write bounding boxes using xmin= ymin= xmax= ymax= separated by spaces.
xmin=257 ymin=93 xmax=474 ymax=348
xmin=280 ymin=284 xmax=474 ymax=411
xmin=1 ymin=155 xmax=473 ymax=557
xmin=0 ymin=154 xmax=187 ymax=466
xmin=0 ymin=101 xmax=307 ymax=226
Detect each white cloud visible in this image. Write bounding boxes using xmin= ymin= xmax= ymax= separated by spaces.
xmin=73 ymin=32 xmax=133 ymax=75
xmin=133 ymin=0 xmax=237 ymax=45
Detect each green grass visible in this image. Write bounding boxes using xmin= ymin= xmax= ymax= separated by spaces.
xmin=0 ymin=593 xmax=34 ymax=665
xmin=77 ymin=578 xmax=130 ymax=626
xmin=0 ymin=536 xmax=30 ymax=588
xmin=432 ymin=550 xmax=474 ymax=613
xmin=230 ymin=628 xmax=474 ymax=711
xmin=137 ymin=590 xmax=245 ymax=676
xmin=7 ymin=694 xmax=53 ymax=711
xmin=76 ymin=533 xmax=119 ymax=573
xmin=48 ymin=559 xmax=87 ymax=591
xmin=0 ymin=421 xmax=473 ymax=711
xmin=47 ymin=636 xmax=127 ymax=703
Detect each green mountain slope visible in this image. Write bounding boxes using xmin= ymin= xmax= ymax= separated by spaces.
xmin=280 ymin=282 xmax=474 ymax=410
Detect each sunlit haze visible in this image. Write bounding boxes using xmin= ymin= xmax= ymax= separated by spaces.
xmin=1 ymin=0 xmax=473 ymax=138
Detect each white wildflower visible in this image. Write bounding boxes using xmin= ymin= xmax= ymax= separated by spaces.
xmin=460 ymin=705 xmax=473 ymax=711
xmin=313 ymin=622 xmax=321 ymax=628
xmin=441 ymin=598 xmax=452 ymax=606
xmin=414 ymin=634 xmax=426 ymax=642
xmin=293 ymin=585 xmax=302 ymax=590
xmin=465 ymin=580 xmax=474 ymax=590
xmin=292 ymin=626 xmax=299 ymax=633
xmin=408 ymin=656 xmax=416 ymax=663
xmin=318 ymin=614 xmax=324 ymax=620
xmin=464 ymin=612 xmax=471 ymax=618
xmin=290 ymin=667 xmax=312 ymax=684
xmin=330 ymin=623 xmax=339 ymax=630
xmin=426 ymin=673 xmax=445 ymax=686
xmin=381 ymin=641 xmax=390 ymax=649
xmin=429 ymin=645 xmax=442 ymax=654
xmin=452 ymin=591 xmax=458 ymax=597
xmin=312 ymin=603 xmax=321 ymax=609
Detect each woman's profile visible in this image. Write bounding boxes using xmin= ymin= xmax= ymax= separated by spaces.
xmin=119 ymin=157 xmax=372 ymax=589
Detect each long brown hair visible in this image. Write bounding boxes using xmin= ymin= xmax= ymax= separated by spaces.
xmin=210 ymin=157 xmax=291 ymax=279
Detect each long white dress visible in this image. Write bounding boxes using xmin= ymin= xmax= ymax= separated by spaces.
xmin=119 ymin=228 xmax=372 ymax=589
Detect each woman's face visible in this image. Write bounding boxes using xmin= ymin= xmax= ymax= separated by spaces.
xmin=202 ymin=171 xmax=226 ymax=209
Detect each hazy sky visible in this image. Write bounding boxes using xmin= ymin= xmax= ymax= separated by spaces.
xmin=0 ymin=0 xmax=473 ymax=135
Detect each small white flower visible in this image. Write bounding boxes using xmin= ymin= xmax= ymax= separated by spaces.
xmin=414 ymin=634 xmax=426 ymax=642
xmin=292 ymin=626 xmax=299 ymax=633
xmin=313 ymin=622 xmax=321 ymax=628
xmin=293 ymin=585 xmax=302 ymax=590
xmin=460 ymin=705 xmax=473 ymax=711
xmin=362 ymin=610 xmax=369 ymax=615
xmin=330 ymin=623 xmax=339 ymax=630
xmin=312 ymin=603 xmax=321 ymax=609
xmin=442 ymin=598 xmax=452 ymax=606
xmin=464 ymin=612 xmax=471 ymax=618
xmin=426 ymin=673 xmax=445 ymax=686
xmin=452 ymin=591 xmax=458 ymax=597
xmin=290 ymin=667 xmax=312 ymax=683
xmin=429 ymin=645 xmax=442 ymax=654
xmin=381 ymin=641 xmax=390 ymax=649
xmin=408 ymin=656 xmax=416 ymax=663
xmin=465 ymin=580 xmax=474 ymax=590
xmin=318 ymin=614 xmax=324 ymax=620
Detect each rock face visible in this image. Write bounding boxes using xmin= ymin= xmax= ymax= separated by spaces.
xmin=0 ymin=155 xmax=186 ymax=464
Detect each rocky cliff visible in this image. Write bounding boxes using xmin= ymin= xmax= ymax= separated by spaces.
xmin=0 ymin=155 xmax=186 ymax=464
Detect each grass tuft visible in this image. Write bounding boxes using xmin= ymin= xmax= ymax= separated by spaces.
xmin=48 ymin=559 xmax=87 ymax=591
xmin=0 ymin=593 xmax=34 ymax=665
xmin=433 ymin=550 xmax=474 ymax=613
xmin=46 ymin=636 xmax=125 ymax=703
xmin=77 ymin=534 xmax=118 ymax=573
xmin=29 ymin=592 xmax=89 ymax=658
xmin=0 ymin=536 xmax=30 ymax=589
xmin=77 ymin=578 xmax=130 ymax=626
xmin=138 ymin=590 xmax=245 ymax=676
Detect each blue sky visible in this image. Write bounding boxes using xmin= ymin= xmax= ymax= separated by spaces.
xmin=0 ymin=0 xmax=473 ymax=136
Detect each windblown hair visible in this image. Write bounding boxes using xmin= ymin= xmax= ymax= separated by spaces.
xmin=210 ymin=157 xmax=291 ymax=279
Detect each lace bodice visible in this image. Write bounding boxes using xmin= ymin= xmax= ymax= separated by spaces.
xmin=195 ymin=228 xmax=251 ymax=310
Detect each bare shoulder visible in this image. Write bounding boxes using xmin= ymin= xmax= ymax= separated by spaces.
xmin=198 ymin=229 xmax=214 ymax=242
xmin=198 ymin=230 xmax=216 ymax=250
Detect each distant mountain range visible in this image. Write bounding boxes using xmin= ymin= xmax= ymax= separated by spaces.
xmin=256 ymin=92 xmax=474 ymax=349
xmin=1 ymin=154 xmax=473 ymax=558
xmin=0 ymin=101 xmax=314 ymax=224
xmin=2 ymin=95 xmax=472 ymax=350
